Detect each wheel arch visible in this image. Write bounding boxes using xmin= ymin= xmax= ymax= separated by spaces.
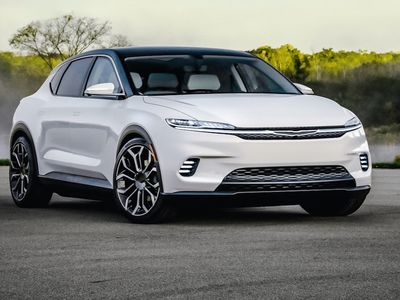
xmin=10 ymin=122 xmax=39 ymax=173
xmin=116 ymin=124 xmax=164 ymax=193
xmin=117 ymin=125 xmax=157 ymax=156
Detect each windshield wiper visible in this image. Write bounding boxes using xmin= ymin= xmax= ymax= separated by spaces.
xmin=183 ymin=90 xmax=215 ymax=94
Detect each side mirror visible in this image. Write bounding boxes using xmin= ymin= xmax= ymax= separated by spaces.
xmin=85 ymin=83 xmax=125 ymax=98
xmin=294 ymin=83 xmax=314 ymax=95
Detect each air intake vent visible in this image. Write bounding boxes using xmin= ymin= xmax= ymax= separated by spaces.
xmin=216 ymin=165 xmax=356 ymax=193
xmin=360 ymin=153 xmax=369 ymax=171
xmin=179 ymin=158 xmax=200 ymax=177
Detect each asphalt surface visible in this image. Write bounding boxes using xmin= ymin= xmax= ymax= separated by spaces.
xmin=0 ymin=167 xmax=399 ymax=299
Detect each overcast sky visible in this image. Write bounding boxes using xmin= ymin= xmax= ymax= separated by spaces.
xmin=0 ymin=0 xmax=399 ymax=53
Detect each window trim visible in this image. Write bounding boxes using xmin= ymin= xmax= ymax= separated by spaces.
xmin=83 ymin=56 xmax=125 ymax=100
xmin=53 ymin=56 xmax=94 ymax=97
xmin=51 ymin=54 xmax=127 ymax=100
xmin=49 ymin=62 xmax=69 ymax=94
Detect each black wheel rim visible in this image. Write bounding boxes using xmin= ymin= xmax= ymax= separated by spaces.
xmin=115 ymin=144 xmax=160 ymax=216
xmin=10 ymin=143 xmax=30 ymax=201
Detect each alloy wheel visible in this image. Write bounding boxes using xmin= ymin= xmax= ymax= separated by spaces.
xmin=115 ymin=144 xmax=160 ymax=216
xmin=10 ymin=142 xmax=31 ymax=201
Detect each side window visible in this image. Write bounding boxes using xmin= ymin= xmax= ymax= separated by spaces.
xmin=50 ymin=63 xmax=68 ymax=93
xmin=57 ymin=57 xmax=93 ymax=97
xmin=85 ymin=57 xmax=122 ymax=94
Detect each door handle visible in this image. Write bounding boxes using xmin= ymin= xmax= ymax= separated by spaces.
xmin=72 ymin=111 xmax=80 ymax=117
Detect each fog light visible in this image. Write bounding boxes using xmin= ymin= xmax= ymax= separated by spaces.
xmin=360 ymin=153 xmax=369 ymax=171
xmin=179 ymin=158 xmax=200 ymax=177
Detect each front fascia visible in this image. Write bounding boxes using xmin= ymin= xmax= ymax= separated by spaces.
xmin=154 ymin=124 xmax=371 ymax=194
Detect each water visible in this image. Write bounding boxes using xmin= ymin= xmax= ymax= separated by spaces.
xmin=0 ymin=134 xmax=8 ymax=159
xmin=0 ymin=134 xmax=398 ymax=162
xmin=369 ymin=144 xmax=400 ymax=163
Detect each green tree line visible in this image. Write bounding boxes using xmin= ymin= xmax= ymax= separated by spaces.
xmin=250 ymin=44 xmax=400 ymax=127
xmin=0 ymin=52 xmax=52 ymax=133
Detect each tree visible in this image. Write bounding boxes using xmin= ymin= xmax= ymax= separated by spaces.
xmin=9 ymin=15 xmax=129 ymax=69
xmin=250 ymin=44 xmax=308 ymax=81
xmin=107 ymin=34 xmax=131 ymax=48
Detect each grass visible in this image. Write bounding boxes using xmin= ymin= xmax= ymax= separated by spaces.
xmin=373 ymin=155 xmax=400 ymax=169
xmin=0 ymin=159 xmax=9 ymax=166
xmin=372 ymin=162 xmax=400 ymax=169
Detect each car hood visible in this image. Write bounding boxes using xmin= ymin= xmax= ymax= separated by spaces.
xmin=144 ymin=94 xmax=354 ymax=128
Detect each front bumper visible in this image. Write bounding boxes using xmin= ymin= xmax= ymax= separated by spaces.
xmin=155 ymin=125 xmax=371 ymax=194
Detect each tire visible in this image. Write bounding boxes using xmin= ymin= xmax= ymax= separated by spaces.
xmin=300 ymin=195 xmax=366 ymax=216
xmin=9 ymin=136 xmax=52 ymax=208
xmin=113 ymin=138 xmax=173 ymax=223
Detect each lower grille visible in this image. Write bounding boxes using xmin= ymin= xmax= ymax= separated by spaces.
xmin=224 ymin=165 xmax=351 ymax=182
xmin=216 ymin=165 xmax=355 ymax=193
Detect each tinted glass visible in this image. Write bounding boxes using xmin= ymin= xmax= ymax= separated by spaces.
xmin=124 ymin=55 xmax=299 ymax=95
xmin=236 ymin=63 xmax=284 ymax=93
xmin=57 ymin=57 xmax=93 ymax=96
xmin=50 ymin=63 xmax=68 ymax=93
xmin=86 ymin=57 xmax=122 ymax=93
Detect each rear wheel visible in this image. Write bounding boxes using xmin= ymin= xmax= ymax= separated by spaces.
xmin=300 ymin=195 xmax=366 ymax=216
xmin=9 ymin=136 xmax=52 ymax=207
xmin=113 ymin=138 xmax=172 ymax=223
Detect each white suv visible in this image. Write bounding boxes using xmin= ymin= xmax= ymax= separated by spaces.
xmin=9 ymin=47 xmax=371 ymax=223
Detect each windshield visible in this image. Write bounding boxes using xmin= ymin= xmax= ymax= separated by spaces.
xmin=124 ymin=55 xmax=300 ymax=95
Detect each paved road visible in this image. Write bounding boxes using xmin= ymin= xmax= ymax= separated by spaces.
xmin=0 ymin=167 xmax=399 ymax=299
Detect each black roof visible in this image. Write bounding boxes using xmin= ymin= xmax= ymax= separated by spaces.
xmin=80 ymin=46 xmax=254 ymax=60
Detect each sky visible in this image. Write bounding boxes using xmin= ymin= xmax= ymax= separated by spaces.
xmin=0 ymin=0 xmax=400 ymax=53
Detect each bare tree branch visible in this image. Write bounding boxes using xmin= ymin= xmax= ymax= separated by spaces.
xmin=107 ymin=34 xmax=131 ymax=48
xmin=8 ymin=14 xmax=126 ymax=70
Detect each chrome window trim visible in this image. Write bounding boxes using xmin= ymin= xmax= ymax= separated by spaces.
xmin=51 ymin=54 xmax=127 ymax=98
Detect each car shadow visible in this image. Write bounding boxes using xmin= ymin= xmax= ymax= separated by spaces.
xmin=48 ymin=198 xmax=313 ymax=225
xmin=47 ymin=196 xmax=124 ymax=222
xmin=54 ymin=196 xmax=371 ymax=226
xmin=169 ymin=206 xmax=371 ymax=226
xmin=0 ymin=194 xmax=371 ymax=226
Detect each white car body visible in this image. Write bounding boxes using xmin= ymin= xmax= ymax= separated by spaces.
xmin=10 ymin=47 xmax=371 ymax=221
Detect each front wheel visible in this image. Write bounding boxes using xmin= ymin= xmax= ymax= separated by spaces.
xmin=300 ymin=195 xmax=366 ymax=216
xmin=113 ymin=138 xmax=172 ymax=223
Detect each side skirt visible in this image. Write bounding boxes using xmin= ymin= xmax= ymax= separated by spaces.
xmin=38 ymin=172 xmax=113 ymax=201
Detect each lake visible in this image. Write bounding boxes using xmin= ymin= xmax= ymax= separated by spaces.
xmin=0 ymin=134 xmax=9 ymax=158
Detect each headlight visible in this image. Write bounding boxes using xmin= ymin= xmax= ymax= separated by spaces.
xmin=166 ymin=118 xmax=235 ymax=130
xmin=344 ymin=116 xmax=361 ymax=127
